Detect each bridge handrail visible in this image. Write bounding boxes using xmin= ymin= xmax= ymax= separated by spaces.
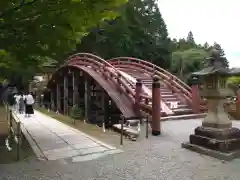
xmin=2 ymin=101 xmax=22 ymax=160
xmin=66 ymin=53 xmax=135 ymax=95
xmin=108 ymin=57 xmax=192 ymax=104
xmin=108 ymin=57 xmax=191 ymax=91
xmin=63 ymin=53 xmax=152 ymax=105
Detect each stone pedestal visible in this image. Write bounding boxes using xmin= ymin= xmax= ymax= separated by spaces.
xmin=183 ymin=126 xmax=240 ymax=161
xmin=182 ymin=98 xmax=240 ymax=161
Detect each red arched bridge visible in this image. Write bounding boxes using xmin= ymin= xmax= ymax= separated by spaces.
xmin=47 ymin=53 xmax=205 ymax=126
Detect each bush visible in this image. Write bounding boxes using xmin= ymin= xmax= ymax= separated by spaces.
xmin=227 ymin=76 xmax=240 ymax=95
xmin=7 ymin=93 xmax=15 ymax=106
xmin=70 ymin=105 xmax=82 ymax=120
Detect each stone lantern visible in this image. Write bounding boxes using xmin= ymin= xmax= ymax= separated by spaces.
xmin=182 ymin=49 xmax=240 ymax=161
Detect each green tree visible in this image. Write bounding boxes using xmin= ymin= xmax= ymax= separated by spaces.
xmin=0 ymin=0 xmax=127 ymax=85
xmin=203 ymin=42 xmax=210 ymax=50
xmin=212 ymin=42 xmax=229 ymax=67
xmin=77 ymin=0 xmax=171 ymax=69
xmin=186 ymin=31 xmax=195 ymax=45
xmin=227 ymin=76 xmax=240 ymax=94
xmin=171 ymin=48 xmax=209 ymax=81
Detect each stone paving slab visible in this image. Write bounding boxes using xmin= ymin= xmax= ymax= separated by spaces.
xmin=72 ymin=142 xmax=99 ymax=149
xmin=13 ymin=110 xmax=123 ymax=161
xmin=78 ymin=146 xmax=107 ymax=155
xmin=72 ymin=149 xmax=123 ymax=163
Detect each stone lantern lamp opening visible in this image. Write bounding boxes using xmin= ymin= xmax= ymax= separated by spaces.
xmin=182 ymin=49 xmax=240 ymax=161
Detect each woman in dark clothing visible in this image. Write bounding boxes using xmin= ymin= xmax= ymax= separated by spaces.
xmin=25 ymin=92 xmax=35 ymax=117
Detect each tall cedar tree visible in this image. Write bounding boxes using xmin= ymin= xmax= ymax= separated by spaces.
xmin=77 ymin=0 xmax=171 ymax=69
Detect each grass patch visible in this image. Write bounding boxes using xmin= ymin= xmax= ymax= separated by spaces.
xmin=36 ymin=107 xmax=125 ymax=146
xmin=0 ymin=136 xmax=34 ymax=164
xmin=0 ymin=105 xmax=34 ymax=164
xmin=0 ymin=105 xmax=8 ymax=136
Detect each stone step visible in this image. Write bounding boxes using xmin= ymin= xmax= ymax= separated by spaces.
xmin=176 ymin=104 xmax=188 ymax=108
xmin=162 ymin=99 xmax=179 ymax=102
xmin=162 ymin=97 xmax=178 ymax=100
xmin=161 ymin=94 xmax=175 ymax=98
xmin=161 ymin=90 xmax=172 ymax=93
xmin=165 ymin=101 xmax=181 ymax=104
xmin=161 ymin=113 xmax=206 ymax=121
xmin=161 ymin=92 xmax=173 ymax=95
xmin=172 ymin=108 xmax=193 ymax=115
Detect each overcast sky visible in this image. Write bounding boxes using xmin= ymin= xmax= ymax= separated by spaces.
xmin=158 ymin=0 xmax=240 ymax=68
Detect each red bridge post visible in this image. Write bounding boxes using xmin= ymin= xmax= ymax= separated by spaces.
xmin=63 ymin=75 xmax=68 ymax=115
xmin=152 ymin=75 xmax=161 ymax=136
xmin=135 ymin=79 xmax=142 ymax=117
xmin=72 ymin=71 xmax=79 ymax=106
xmin=56 ymin=83 xmax=61 ymax=112
xmin=191 ymin=77 xmax=200 ymax=113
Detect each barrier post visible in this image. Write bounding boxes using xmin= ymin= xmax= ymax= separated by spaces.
xmin=145 ymin=115 xmax=149 ymax=138
xmin=120 ymin=115 xmax=124 ymax=145
xmin=16 ymin=122 xmax=21 ymax=161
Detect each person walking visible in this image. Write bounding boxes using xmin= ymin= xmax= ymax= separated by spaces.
xmin=25 ymin=92 xmax=35 ymax=117
xmin=14 ymin=93 xmax=20 ymax=113
xmin=18 ymin=93 xmax=25 ymax=114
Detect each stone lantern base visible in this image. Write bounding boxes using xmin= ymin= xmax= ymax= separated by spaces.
xmin=182 ymin=126 xmax=240 ymax=161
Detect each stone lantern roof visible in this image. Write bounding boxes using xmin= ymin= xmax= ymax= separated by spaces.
xmin=192 ymin=49 xmax=232 ymax=76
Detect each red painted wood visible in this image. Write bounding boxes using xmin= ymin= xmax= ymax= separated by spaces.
xmin=152 ymin=77 xmax=161 ymax=135
xmin=48 ymin=53 xmax=206 ymax=120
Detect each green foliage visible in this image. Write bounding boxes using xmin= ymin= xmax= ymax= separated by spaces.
xmin=227 ymin=76 xmax=240 ymax=94
xmin=171 ymin=48 xmax=209 ymax=81
xmin=7 ymin=94 xmax=16 ymax=106
xmin=228 ymin=76 xmax=240 ymax=85
xmin=70 ymin=105 xmax=82 ymax=120
xmin=169 ymin=31 xmax=230 ymax=82
xmin=77 ymin=0 xmax=171 ymax=68
xmin=0 ymin=0 xmax=127 ymax=84
xmin=186 ymin=31 xmax=195 ymax=46
xmin=212 ymin=42 xmax=229 ymax=67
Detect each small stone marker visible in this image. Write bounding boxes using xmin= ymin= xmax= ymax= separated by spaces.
xmin=170 ymin=101 xmax=178 ymax=109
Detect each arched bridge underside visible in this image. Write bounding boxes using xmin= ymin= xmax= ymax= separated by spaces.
xmin=48 ymin=53 xmax=205 ymax=125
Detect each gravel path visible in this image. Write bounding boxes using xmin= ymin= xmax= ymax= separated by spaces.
xmin=1 ymin=119 xmax=240 ymax=180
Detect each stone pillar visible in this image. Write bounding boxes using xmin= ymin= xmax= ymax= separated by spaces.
xmin=101 ymin=92 xmax=109 ymax=131
xmin=84 ymin=75 xmax=91 ymax=121
xmin=56 ymin=83 xmax=61 ymax=112
xmin=135 ymin=79 xmax=142 ymax=117
xmin=63 ymin=75 xmax=68 ymax=115
xmin=202 ymin=97 xmax=232 ymax=129
xmin=152 ymin=75 xmax=161 ymax=136
xmin=72 ymin=73 xmax=79 ymax=106
xmin=191 ymin=77 xmax=200 ymax=113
